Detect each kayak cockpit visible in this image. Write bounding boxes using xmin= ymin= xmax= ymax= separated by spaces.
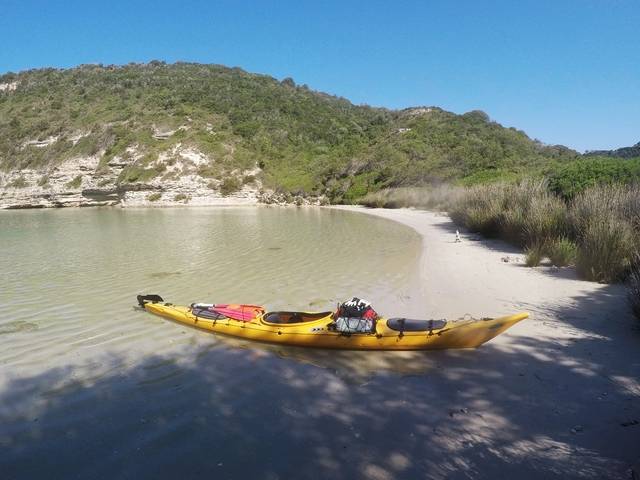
xmin=262 ymin=311 xmax=332 ymax=325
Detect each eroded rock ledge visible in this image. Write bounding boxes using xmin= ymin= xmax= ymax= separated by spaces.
xmin=0 ymin=148 xmax=325 ymax=209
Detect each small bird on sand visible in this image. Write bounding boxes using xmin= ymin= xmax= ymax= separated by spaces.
xmin=455 ymin=230 xmax=462 ymax=243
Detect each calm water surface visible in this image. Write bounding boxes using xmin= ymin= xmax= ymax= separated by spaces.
xmin=1 ymin=207 xmax=442 ymax=479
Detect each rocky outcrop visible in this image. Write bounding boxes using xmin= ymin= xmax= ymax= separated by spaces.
xmin=0 ymin=155 xmax=114 ymax=208
xmin=0 ymin=81 xmax=18 ymax=92
xmin=258 ymin=190 xmax=328 ymax=206
xmin=0 ymin=145 xmax=263 ymax=209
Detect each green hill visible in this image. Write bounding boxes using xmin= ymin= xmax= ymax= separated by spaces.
xmin=0 ymin=62 xmax=578 ymax=202
xmin=585 ymin=142 xmax=640 ymax=159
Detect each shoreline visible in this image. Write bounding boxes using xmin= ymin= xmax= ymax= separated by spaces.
xmin=0 ymin=198 xmax=325 ymax=210
xmin=332 ymin=205 xmax=640 ymax=477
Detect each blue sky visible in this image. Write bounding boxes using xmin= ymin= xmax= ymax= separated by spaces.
xmin=1 ymin=0 xmax=638 ymax=151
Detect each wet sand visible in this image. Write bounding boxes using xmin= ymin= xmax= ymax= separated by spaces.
xmin=333 ymin=206 xmax=640 ymax=478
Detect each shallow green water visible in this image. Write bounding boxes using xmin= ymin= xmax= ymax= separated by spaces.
xmin=0 ymin=207 xmax=422 ymax=364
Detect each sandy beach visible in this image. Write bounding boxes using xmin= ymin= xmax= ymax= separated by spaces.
xmin=334 ymin=205 xmax=640 ymax=478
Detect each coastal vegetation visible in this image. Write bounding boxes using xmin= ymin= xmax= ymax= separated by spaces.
xmin=548 ymin=156 xmax=640 ymax=199
xmin=524 ymin=243 xmax=545 ymax=268
xmin=7 ymin=175 xmax=28 ymax=188
xmin=173 ymin=193 xmax=189 ymax=202
xmin=219 ymin=177 xmax=242 ymax=196
xmin=360 ymin=182 xmax=640 ymax=316
xmin=546 ymin=238 xmax=578 ymax=267
xmin=65 ymin=175 xmax=82 ymax=189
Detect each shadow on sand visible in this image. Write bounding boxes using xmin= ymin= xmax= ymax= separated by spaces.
xmin=1 ymin=288 xmax=639 ymax=480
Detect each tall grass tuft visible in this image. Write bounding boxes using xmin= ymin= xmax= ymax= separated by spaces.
xmin=569 ymin=186 xmax=639 ymax=282
xmin=548 ymin=237 xmax=578 ymax=267
xmin=576 ymin=217 xmax=636 ymax=282
xmin=521 ymin=189 xmax=567 ymax=246
xmin=525 ymin=243 xmax=546 ymax=267
xmin=449 ymin=183 xmax=507 ymax=237
xmin=570 ymin=184 xmax=640 ymax=235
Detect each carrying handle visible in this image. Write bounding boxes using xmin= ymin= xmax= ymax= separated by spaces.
xmin=137 ymin=294 xmax=164 ymax=308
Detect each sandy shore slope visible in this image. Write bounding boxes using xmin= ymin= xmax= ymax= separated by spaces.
xmin=334 ymin=206 xmax=640 ymax=478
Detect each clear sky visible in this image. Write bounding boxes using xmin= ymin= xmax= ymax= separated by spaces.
xmin=1 ymin=0 xmax=638 ymax=152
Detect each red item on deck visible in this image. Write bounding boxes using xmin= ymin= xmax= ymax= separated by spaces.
xmin=211 ymin=304 xmax=264 ymax=322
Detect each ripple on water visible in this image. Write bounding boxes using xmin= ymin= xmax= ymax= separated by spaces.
xmin=147 ymin=271 xmax=183 ymax=279
xmin=0 ymin=321 xmax=39 ymax=335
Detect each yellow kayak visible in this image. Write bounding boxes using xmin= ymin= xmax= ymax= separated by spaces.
xmin=137 ymin=295 xmax=528 ymax=351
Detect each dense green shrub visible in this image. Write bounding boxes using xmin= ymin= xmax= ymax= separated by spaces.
xmin=146 ymin=192 xmax=161 ymax=202
xmin=549 ymin=157 xmax=640 ymax=199
xmin=7 ymin=176 xmax=28 ymax=188
xmin=173 ymin=193 xmax=189 ymax=202
xmin=118 ymin=165 xmax=162 ymax=184
xmin=219 ymin=177 xmax=242 ymax=196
